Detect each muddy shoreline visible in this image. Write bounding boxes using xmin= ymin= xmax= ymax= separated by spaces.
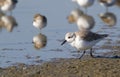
xmin=0 ymin=57 xmax=120 ymax=77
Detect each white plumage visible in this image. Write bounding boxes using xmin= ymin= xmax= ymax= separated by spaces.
xmin=61 ymin=30 xmax=108 ymax=58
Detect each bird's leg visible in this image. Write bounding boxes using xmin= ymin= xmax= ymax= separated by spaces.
xmin=90 ymin=48 xmax=95 ymax=58
xmin=79 ymin=50 xmax=86 ymax=59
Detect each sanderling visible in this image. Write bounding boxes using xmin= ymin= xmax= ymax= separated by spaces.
xmin=0 ymin=14 xmax=17 ymax=32
xmin=72 ymin=0 xmax=95 ymax=12
xmin=99 ymin=12 xmax=116 ymax=26
xmin=67 ymin=9 xmax=95 ymax=31
xmin=0 ymin=0 xmax=18 ymax=13
xmin=61 ymin=30 xmax=108 ymax=58
xmin=33 ymin=14 xmax=47 ymax=30
xmin=32 ymin=33 xmax=47 ymax=50
xmin=98 ymin=0 xmax=116 ymax=11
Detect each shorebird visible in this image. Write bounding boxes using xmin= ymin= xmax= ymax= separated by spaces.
xmin=99 ymin=12 xmax=117 ymax=27
xmin=0 ymin=0 xmax=18 ymax=13
xmin=61 ymin=30 xmax=108 ymax=58
xmin=67 ymin=8 xmax=95 ymax=31
xmin=72 ymin=0 xmax=95 ymax=13
xmin=98 ymin=0 xmax=116 ymax=11
xmin=32 ymin=33 xmax=47 ymax=50
xmin=33 ymin=13 xmax=47 ymax=30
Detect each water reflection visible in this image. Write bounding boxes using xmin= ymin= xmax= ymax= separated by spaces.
xmin=0 ymin=12 xmax=5 ymax=17
xmin=67 ymin=8 xmax=95 ymax=30
xmin=98 ymin=0 xmax=116 ymax=12
xmin=0 ymin=13 xmax=18 ymax=32
xmin=115 ymin=0 xmax=120 ymax=7
xmin=32 ymin=33 xmax=47 ymax=50
xmin=99 ymin=12 xmax=117 ymax=27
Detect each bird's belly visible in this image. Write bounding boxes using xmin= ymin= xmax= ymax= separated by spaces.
xmin=75 ymin=40 xmax=99 ymax=50
xmin=33 ymin=22 xmax=43 ymax=28
xmin=77 ymin=0 xmax=94 ymax=7
xmin=77 ymin=18 xmax=91 ymax=30
xmin=1 ymin=4 xmax=12 ymax=12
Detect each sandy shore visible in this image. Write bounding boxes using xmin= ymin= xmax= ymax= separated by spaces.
xmin=0 ymin=56 xmax=120 ymax=77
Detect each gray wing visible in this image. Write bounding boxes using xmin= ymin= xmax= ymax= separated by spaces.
xmin=43 ymin=16 xmax=47 ymax=26
xmin=83 ymin=31 xmax=108 ymax=41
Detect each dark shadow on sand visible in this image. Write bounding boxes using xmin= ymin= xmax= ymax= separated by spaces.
xmin=93 ymin=55 xmax=120 ymax=59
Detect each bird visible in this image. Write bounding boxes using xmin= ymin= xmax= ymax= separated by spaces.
xmin=61 ymin=30 xmax=108 ymax=59
xmin=98 ymin=0 xmax=116 ymax=12
xmin=99 ymin=12 xmax=117 ymax=27
xmin=67 ymin=8 xmax=95 ymax=31
xmin=33 ymin=13 xmax=47 ymax=30
xmin=0 ymin=0 xmax=18 ymax=14
xmin=67 ymin=8 xmax=84 ymax=23
xmin=72 ymin=0 xmax=95 ymax=13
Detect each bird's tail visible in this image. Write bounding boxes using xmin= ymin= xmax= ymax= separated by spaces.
xmin=12 ymin=0 xmax=18 ymax=4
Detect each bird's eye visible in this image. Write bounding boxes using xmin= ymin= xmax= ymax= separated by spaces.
xmin=68 ymin=35 xmax=73 ymax=38
xmin=68 ymin=36 xmax=71 ymax=38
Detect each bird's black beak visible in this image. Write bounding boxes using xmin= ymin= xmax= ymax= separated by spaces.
xmin=61 ymin=40 xmax=67 ymax=45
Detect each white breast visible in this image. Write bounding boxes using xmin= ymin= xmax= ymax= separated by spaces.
xmin=77 ymin=0 xmax=94 ymax=7
xmin=77 ymin=17 xmax=90 ymax=30
xmin=71 ymin=36 xmax=102 ymax=51
xmin=76 ymin=15 xmax=95 ymax=30
xmin=33 ymin=20 xmax=43 ymax=29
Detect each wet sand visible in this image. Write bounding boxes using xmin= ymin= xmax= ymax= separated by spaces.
xmin=0 ymin=56 xmax=120 ymax=77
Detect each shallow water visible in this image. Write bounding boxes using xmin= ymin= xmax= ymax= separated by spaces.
xmin=0 ymin=0 xmax=120 ymax=67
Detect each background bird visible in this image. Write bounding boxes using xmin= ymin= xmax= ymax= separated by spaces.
xmin=72 ymin=0 xmax=95 ymax=13
xmin=0 ymin=0 xmax=18 ymax=14
xmin=67 ymin=8 xmax=95 ymax=31
xmin=33 ymin=13 xmax=47 ymax=30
